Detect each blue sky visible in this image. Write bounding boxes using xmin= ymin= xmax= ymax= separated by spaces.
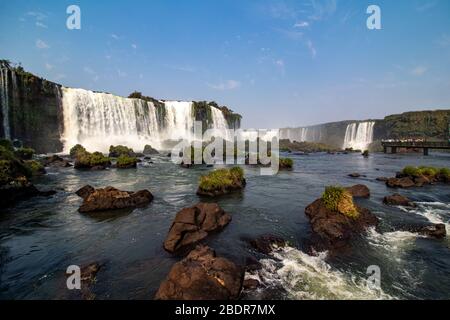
xmin=1 ymin=0 xmax=450 ymax=128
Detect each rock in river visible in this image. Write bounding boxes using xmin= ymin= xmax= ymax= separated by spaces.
xmin=76 ymin=185 xmax=153 ymax=213
xmin=163 ymin=203 xmax=231 ymax=253
xmin=345 ymin=184 xmax=370 ymax=198
xmin=155 ymin=245 xmax=243 ymax=300
xmin=305 ymin=193 xmax=378 ymax=250
xmin=386 ymin=177 xmax=416 ymax=189
xmin=383 ymin=194 xmax=415 ymax=207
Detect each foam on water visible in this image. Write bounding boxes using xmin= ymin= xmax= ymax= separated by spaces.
xmin=246 ymin=246 xmax=393 ymax=300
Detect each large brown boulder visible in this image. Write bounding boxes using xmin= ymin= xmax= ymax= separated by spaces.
xmin=383 ymin=194 xmax=415 ymax=207
xmin=305 ymin=198 xmax=378 ymax=250
xmin=76 ymin=186 xmax=153 ymax=213
xmin=163 ymin=203 xmax=231 ymax=253
xmin=386 ymin=177 xmax=415 ymax=188
xmin=346 ymin=184 xmax=370 ymax=198
xmin=155 ymin=245 xmax=243 ymax=300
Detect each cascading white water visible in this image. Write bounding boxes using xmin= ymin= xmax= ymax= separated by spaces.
xmin=343 ymin=121 xmax=375 ymax=150
xmin=281 ymin=126 xmax=323 ymax=142
xmin=210 ymin=106 xmax=231 ymax=141
xmin=61 ymin=87 xmax=161 ymax=153
xmin=0 ymin=64 xmax=11 ymax=139
xmin=61 ymin=88 xmax=233 ymax=152
xmin=162 ymin=101 xmax=195 ymax=141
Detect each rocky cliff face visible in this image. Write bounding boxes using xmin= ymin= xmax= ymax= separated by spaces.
xmin=0 ymin=61 xmax=63 ymax=153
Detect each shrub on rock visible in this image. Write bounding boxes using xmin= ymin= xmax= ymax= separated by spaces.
xmin=322 ymin=186 xmax=359 ymax=219
xmin=70 ymin=144 xmax=86 ymax=158
xmin=279 ymin=157 xmax=293 ymax=170
xmin=197 ymin=167 xmax=246 ymax=197
xmin=14 ymin=147 xmax=35 ymax=160
xmin=116 ymin=155 xmax=137 ymax=169
xmin=109 ymin=145 xmax=135 ymax=158
xmin=74 ymin=151 xmax=111 ymax=170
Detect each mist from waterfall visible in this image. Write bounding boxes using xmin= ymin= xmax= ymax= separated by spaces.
xmin=343 ymin=121 xmax=375 ymax=151
xmin=0 ymin=64 xmax=11 ymax=139
xmin=60 ymin=88 xmax=232 ymax=153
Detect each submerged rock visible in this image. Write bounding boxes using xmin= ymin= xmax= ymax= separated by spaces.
xmin=386 ymin=177 xmax=415 ymax=188
xmin=143 ymin=144 xmax=159 ymax=155
xmin=249 ymin=235 xmax=286 ymax=255
xmin=163 ymin=203 xmax=231 ymax=253
xmin=348 ymin=173 xmax=364 ymax=178
xmin=155 ymin=245 xmax=243 ymax=300
xmin=243 ymin=278 xmax=260 ymax=290
xmin=346 ymin=184 xmax=370 ymax=198
xmin=383 ymin=194 xmax=415 ymax=207
xmin=403 ymin=224 xmax=447 ymax=239
xmin=376 ymin=177 xmax=389 ymax=182
xmin=0 ymin=177 xmax=56 ymax=207
xmin=41 ymin=155 xmax=72 ymax=167
xmin=76 ymin=185 xmax=153 ymax=213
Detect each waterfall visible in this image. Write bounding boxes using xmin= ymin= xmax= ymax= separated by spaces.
xmin=281 ymin=126 xmax=323 ymax=143
xmin=0 ymin=64 xmax=10 ymax=139
xmin=162 ymin=101 xmax=194 ymax=141
xmin=60 ymin=88 xmax=233 ymax=152
xmin=61 ymin=87 xmax=161 ymax=153
xmin=343 ymin=121 xmax=375 ymax=150
xmin=210 ymin=106 xmax=231 ymax=141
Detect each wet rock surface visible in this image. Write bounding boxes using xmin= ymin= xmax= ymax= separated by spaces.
xmin=155 ymin=245 xmax=243 ymax=300
xmin=163 ymin=203 xmax=231 ymax=253
xmin=76 ymin=185 xmax=153 ymax=213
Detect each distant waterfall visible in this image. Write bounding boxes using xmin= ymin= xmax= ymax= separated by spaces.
xmin=0 ymin=64 xmax=11 ymax=139
xmin=281 ymin=126 xmax=323 ymax=142
xmin=343 ymin=121 xmax=375 ymax=150
xmin=61 ymin=88 xmax=232 ymax=152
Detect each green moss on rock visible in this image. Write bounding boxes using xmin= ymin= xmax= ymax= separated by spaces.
xmin=116 ymin=155 xmax=138 ymax=169
xmin=322 ymin=186 xmax=359 ymax=219
xmin=70 ymin=144 xmax=86 ymax=158
xmin=14 ymin=147 xmax=35 ymax=160
xmin=197 ymin=167 xmax=245 ymax=196
xmin=109 ymin=145 xmax=135 ymax=158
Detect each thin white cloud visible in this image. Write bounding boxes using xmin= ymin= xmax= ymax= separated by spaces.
xmin=36 ymin=21 xmax=48 ymax=28
xmin=131 ymin=44 xmax=137 ymax=49
xmin=294 ymin=21 xmax=309 ymax=28
xmin=111 ymin=34 xmax=120 ymax=40
xmin=416 ymin=1 xmax=438 ymax=12
xmin=36 ymin=39 xmax=49 ymax=49
xmin=45 ymin=63 xmax=53 ymax=70
xmin=411 ymin=66 xmax=428 ymax=76
xmin=26 ymin=11 xmax=47 ymax=21
xmin=207 ymin=80 xmax=241 ymax=91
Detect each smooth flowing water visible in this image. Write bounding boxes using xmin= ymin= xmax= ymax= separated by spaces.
xmin=0 ymin=152 xmax=449 ymax=299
